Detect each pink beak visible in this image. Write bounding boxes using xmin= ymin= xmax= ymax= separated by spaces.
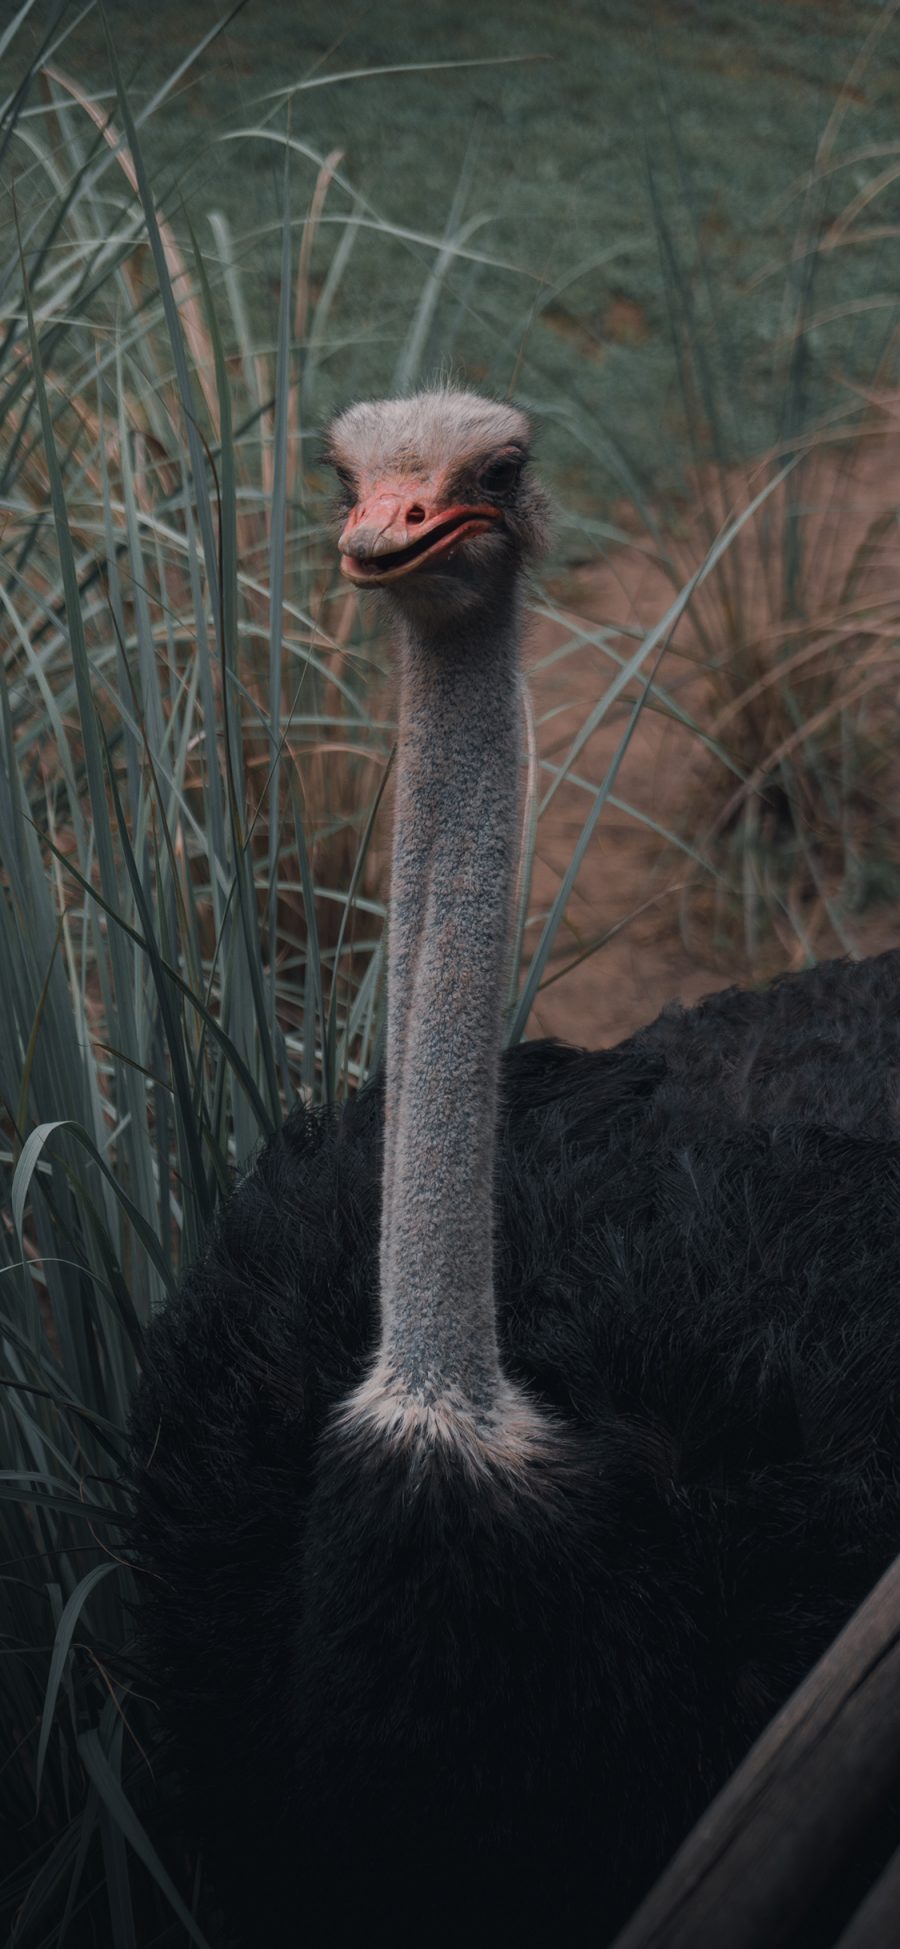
xmin=339 ymin=482 xmax=501 ymax=585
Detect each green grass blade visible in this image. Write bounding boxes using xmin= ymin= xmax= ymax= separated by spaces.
xmin=35 ymin=1564 xmax=119 ymax=1804
xmin=78 ymin=1729 xmax=211 ymax=1949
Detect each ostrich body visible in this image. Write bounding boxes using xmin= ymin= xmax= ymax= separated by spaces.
xmin=132 ymin=392 xmax=900 ymax=1948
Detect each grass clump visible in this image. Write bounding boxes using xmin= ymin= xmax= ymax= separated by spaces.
xmin=674 ymin=441 xmax=900 ymax=964
xmin=630 ymin=59 xmax=900 ymax=966
xmin=0 ymin=22 xmax=390 ymax=1945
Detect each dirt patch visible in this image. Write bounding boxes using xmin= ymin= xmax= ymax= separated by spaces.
xmin=604 ymin=296 xmax=651 ymax=346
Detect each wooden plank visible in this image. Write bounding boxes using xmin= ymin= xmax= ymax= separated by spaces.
xmin=611 ymin=1554 xmax=900 ymax=1949
xmin=832 ymin=1840 xmax=900 ymax=1948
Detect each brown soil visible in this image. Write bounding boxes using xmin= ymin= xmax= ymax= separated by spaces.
xmin=524 ymin=431 xmax=900 ymax=1050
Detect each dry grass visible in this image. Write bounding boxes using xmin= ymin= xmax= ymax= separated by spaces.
xmin=666 ymin=426 xmax=900 ymax=961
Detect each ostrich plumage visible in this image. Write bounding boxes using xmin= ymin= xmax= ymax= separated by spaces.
xmin=131 ymin=390 xmax=900 ymax=1949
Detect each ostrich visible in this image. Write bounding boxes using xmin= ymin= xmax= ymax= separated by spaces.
xmin=132 ymin=389 xmax=900 ymax=1949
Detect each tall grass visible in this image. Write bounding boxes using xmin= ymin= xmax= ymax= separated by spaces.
xmin=2 ymin=10 xmax=899 ymax=1946
xmin=0 ymin=19 xmax=405 ymax=1943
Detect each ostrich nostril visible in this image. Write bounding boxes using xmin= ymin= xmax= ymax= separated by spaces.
xmin=407 ymin=504 xmax=426 ymax=526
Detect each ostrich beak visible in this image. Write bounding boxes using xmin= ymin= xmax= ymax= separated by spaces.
xmin=339 ymin=483 xmax=501 ymax=585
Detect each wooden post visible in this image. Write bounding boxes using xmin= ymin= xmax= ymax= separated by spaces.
xmin=833 ymin=1841 xmax=900 ymax=1948
xmin=611 ymin=1554 xmax=900 ymax=1949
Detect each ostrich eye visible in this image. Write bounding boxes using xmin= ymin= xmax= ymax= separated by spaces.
xmin=478 ymin=451 xmax=523 ymax=496
xmin=334 ymin=465 xmax=355 ymax=498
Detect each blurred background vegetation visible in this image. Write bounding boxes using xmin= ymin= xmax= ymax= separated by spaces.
xmin=3 ymin=2 xmax=900 ymax=1943
xmin=8 ymin=0 xmax=900 ymax=513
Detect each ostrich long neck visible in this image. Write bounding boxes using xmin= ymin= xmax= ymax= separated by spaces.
xmin=378 ymin=589 xmax=522 ymax=1415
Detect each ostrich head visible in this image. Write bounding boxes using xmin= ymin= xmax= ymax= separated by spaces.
xmin=327 ymin=389 xmax=548 ymax=618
